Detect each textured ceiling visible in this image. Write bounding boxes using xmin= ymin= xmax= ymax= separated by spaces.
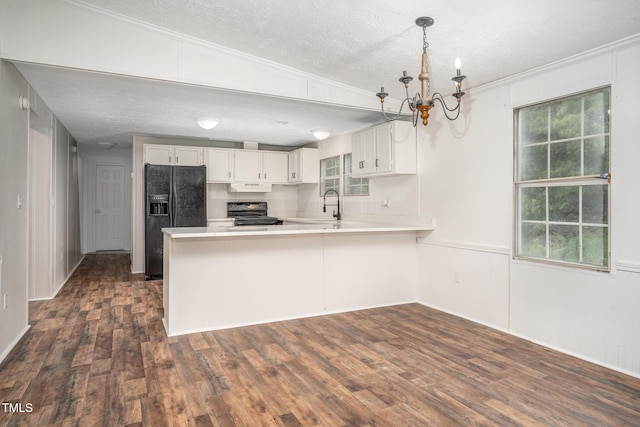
xmin=16 ymin=63 xmax=385 ymax=146
xmin=13 ymin=0 xmax=640 ymax=146
xmin=72 ymin=0 xmax=640 ymax=97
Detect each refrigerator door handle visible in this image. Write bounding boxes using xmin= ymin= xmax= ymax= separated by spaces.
xmin=169 ymin=188 xmax=175 ymax=227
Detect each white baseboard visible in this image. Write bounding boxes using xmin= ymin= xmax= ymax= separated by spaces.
xmin=416 ymin=301 xmax=640 ymax=380
xmin=0 ymin=325 xmax=31 ymax=366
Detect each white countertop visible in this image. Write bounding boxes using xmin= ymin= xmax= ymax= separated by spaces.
xmin=164 ymin=219 xmax=434 ymax=238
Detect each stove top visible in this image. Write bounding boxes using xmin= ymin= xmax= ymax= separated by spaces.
xmin=233 ymin=216 xmax=282 ymax=226
xmin=227 ymin=202 xmax=282 ymax=226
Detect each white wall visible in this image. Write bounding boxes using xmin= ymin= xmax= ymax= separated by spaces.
xmin=417 ymin=37 xmax=640 ymax=377
xmin=53 ymin=118 xmax=83 ymax=295
xmin=0 ymin=60 xmax=30 ymax=362
xmin=0 ymin=60 xmax=83 ymax=362
xmin=28 ymin=126 xmax=52 ymax=300
xmin=0 ymin=0 xmax=387 ymax=112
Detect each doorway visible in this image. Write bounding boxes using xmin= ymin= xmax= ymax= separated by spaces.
xmin=95 ymin=164 xmax=126 ymax=251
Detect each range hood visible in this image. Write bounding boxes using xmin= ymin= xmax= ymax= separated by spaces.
xmin=228 ymin=182 xmax=273 ymax=193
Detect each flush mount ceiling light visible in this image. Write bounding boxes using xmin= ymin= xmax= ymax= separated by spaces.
xmin=376 ymin=16 xmax=467 ymax=127
xmin=311 ymin=129 xmax=331 ymax=140
xmin=96 ymin=141 xmax=115 ymax=151
xmin=196 ymin=118 xmax=219 ymax=130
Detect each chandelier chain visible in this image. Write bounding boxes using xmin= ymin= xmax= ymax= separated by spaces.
xmin=423 ymin=25 xmax=431 ymax=96
xmin=422 ymin=25 xmax=429 ymax=53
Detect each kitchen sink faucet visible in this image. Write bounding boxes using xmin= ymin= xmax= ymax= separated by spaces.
xmin=322 ymin=189 xmax=341 ymax=221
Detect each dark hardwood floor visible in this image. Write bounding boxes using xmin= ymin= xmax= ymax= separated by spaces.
xmin=0 ymin=254 xmax=638 ymax=426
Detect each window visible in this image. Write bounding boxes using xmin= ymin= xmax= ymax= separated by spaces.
xmin=320 ymin=155 xmax=340 ymax=195
xmin=343 ymin=153 xmax=369 ymax=196
xmin=320 ymin=154 xmax=369 ymax=196
xmin=515 ymin=87 xmax=610 ymax=270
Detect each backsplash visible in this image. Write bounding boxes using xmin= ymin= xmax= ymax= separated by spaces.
xmin=206 ymin=183 xmax=298 ymax=218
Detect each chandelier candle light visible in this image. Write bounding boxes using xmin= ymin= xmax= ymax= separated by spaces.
xmin=376 ymin=16 xmax=467 ymax=126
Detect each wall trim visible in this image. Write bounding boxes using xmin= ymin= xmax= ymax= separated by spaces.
xmin=50 ymin=255 xmax=84 ymax=300
xmin=506 ymin=330 xmax=640 ymax=381
xmin=416 ymin=302 xmax=640 ymax=380
xmin=58 ymin=0 xmax=386 ymax=110
xmin=466 ymin=33 xmax=640 ymax=98
xmin=616 ymin=260 xmax=640 ymax=273
xmin=0 ymin=325 xmax=30 ymax=366
xmin=418 ymin=238 xmax=511 ymax=256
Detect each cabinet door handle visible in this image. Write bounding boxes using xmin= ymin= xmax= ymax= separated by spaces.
xmin=258 ymin=173 xmax=261 ymax=179
xmin=228 ymin=172 xmax=231 ymax=178
xmin=169 ymin=156 xmax=172 ymax=163
xmin=375 ymin=158 xmax=379 ymax=167
xmin=176 ymin=156 xmax=179 ymax=164
xmin=264 ymin=173 xmax=267 ymax=179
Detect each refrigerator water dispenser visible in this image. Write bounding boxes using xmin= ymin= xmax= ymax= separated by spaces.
xmin=148 ymin=194 xmax=169 ymax=216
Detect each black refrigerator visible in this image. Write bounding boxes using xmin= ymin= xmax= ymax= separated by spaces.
xmin=145 ymin=164 xmax=207 ymax=279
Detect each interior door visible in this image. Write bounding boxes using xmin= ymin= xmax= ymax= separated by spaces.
xmin=95 ymin=164 xmax=126 ymax=251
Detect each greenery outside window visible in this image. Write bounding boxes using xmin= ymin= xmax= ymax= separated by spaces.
xmin=515 ymin=87 xmax=610 ymax=270
xmin=343 ymin=153 xmax=369 ymax=196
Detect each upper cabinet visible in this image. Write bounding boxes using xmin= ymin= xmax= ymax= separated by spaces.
xmin=234 ymin=150 xmax=290 ymax=184
xmin=288 ymin=147 xmax=319 ymax=183
xmin=144 ymin=143 xmax=310 ymax=186
xmin=351 ymin=121 xmax=416 ymax=177
xmin=234 ymin=150 xmax=263 ymax=183
xmin=262 ymin=151 xmax=289 ymax=184
xmin=204 ymin=148 xmax=233 ymax=183
xmin=144 ymin=144 xmax=203 ymax=166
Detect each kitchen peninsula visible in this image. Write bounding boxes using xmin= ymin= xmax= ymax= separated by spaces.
xmin=162 ymin=220 xmax=433 ymax=336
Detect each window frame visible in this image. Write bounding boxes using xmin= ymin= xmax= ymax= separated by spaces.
xmin=319 ymin=155 xmax=341 ymax=196
xmin=513 ymin=86 xmax=611 ymax=272
xmin=319 ymin=154 xmax=369 ymax=197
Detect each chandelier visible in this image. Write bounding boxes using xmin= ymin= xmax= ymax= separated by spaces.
xmin=376 ymin=16 xmax=467 ymax=126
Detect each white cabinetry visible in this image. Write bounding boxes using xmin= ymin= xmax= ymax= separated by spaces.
xmin=262 ymin=151 xmax=289 ymax=184
xmin=351 ymin=127 xmax=376 ymax=175
xmin=204 ymin=148 xmax=233 ymax=182
xmin=288 ymin=148 xmax=319 ymax=183
xmin=234 ymin=150 xmax=263 ymax=183
xmin=234 ymin=150 xmax=290 ymax=184
xmin=351 ymin=121 xmax=416 ymax=177
xmin=144 ymin=144 xmax=203 ymax=166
